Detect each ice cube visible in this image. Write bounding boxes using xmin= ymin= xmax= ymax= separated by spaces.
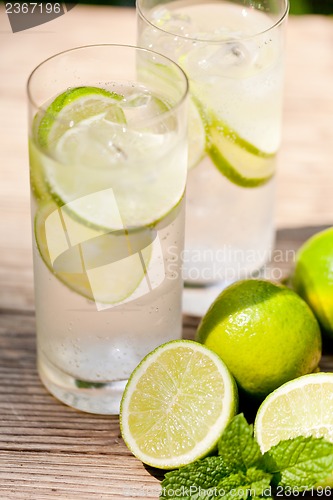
xmin=184 ymin=39 xmax=259 ymax=80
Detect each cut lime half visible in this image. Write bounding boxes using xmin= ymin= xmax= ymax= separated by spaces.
xmin=120 ymin=339 xmax=238 ymax=469
xmin=254 ymin=372 xmax=333 ymax=454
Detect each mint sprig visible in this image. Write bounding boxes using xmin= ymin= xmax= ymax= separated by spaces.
xmin=161 ymin=455 xmax=231 ymax=499
xmin=217 ymin=467 xmax=272 ymax=499
xmin=160 ymin=414 xmax=333 ymax=499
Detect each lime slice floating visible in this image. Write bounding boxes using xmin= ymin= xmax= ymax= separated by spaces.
xmin=254 ymin=372 xmax=333 ymax=454
xmin=185 ymin=96 xmax=276 ymax=186
xmin=29 ymin=138 xmax=52 ymax=202
xmin=31 ymin=86 xmax=124 ymax=204
xmin=185 ymin=95 xmax=276 ymax=186
xmin=120 ymin=339 xmax=238 ymax=469
xmin=32 ymin=86 xmax=186 ymax=230
xmin=179 ymin=49 xmax=276 ymax=186
xmin=36 ymin=86 xmax=124 ymax=149
xmin=35 ymin=200 xmax=154 ymax=305
xmin=206 ymin=113 xmax=276 ymax=188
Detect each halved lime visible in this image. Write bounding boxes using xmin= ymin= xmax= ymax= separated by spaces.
xmin=254 ymin=372 xmax=333 ymax=454
xmin=34 ymin=200 xmax=154 ymax=305
xmin=120 ymin=339 xmax=238 ymax=469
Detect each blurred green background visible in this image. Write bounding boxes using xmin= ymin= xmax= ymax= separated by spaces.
xmin=76 ymin=0 xmax=333 ymax=14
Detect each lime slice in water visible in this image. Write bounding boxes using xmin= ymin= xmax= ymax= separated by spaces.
xmin=36 ymin=86 xmax=124 ymax=149
xmin=120 ymin=339 xmax=238 ymax=469
xmin=179 ymin=49 xmax=276 ymax=186
xmin=32 ymin=86 xmax=186 ymax=230
xmin=34 ymin=200 xmax=154 ymax=305
xmin=207 ymin=115 xmax=276 ymax=188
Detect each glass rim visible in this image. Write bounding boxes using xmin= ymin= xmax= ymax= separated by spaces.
xmin=137 ymin=0 xmax=289 ymax=44
xmin=27 ymin=43 xmax=189 ymax=113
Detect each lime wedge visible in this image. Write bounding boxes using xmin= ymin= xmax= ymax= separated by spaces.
xmin=254 ymin=372 xmax=333 ymax=454
xmin=120 ymin=339 xmax=238 ymax=469
xmin=34 ymin=201 xmax=154 ymax=305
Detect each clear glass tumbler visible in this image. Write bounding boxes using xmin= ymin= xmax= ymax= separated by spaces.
xmin=137 ymin=0 xmax=289 ymax=312
xmin=27 ymin=44 xmax=188 ymax=414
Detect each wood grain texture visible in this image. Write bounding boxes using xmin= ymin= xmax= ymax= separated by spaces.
xmin=1 ymin=228 xmax=333 ymax=499
xmin=1 ymin=4 xmax=333 ymax=499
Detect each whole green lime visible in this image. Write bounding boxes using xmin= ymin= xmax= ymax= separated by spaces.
xmin=292 ymin=227 xmax=333 ymax=337
xmin=196 ymin=279 xmax=322 ymax=400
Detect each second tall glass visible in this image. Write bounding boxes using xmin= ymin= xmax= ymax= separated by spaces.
xmin=137 ymin=0 xmax=289 ymax=311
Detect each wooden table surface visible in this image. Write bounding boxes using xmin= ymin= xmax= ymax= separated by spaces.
xmin=1 ymin=4 xmax=333 ymax=499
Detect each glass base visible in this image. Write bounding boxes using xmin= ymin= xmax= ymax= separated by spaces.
xmin=38 ymin=351 xmax=127 ymax=414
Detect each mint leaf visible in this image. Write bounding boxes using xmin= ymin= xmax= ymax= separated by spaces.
xmin=161 ymin=455 xmax=231 ymax=499
xmin=217 ymin=467 xmax=272 ymax=499
xmin=263 ymin=435 xmax=333 ymax=490
xmin=161 ymin=460 xmax=272 ymax=500
xmin=218 ymin=414 xmax=262 ymax=471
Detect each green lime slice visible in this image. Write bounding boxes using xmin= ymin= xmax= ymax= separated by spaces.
xmin=31 ymin=86 xmax=186 ymax=231
xmin=207 ymin=115 xmax=276 ymax=188
xmin=29 ymin=138 xmax=52 ymax=202
xmin=34 ymin=200 xmax=154 ymax=305
xmin=36 ymin=86 xmax=124 ymax=149
xmin=120 ymin=339 xmax=238 ymax=469
xmin=179 ymin=51 xmax=276 ymax=186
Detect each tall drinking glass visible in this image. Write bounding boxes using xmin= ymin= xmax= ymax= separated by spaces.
xmin=27 ymin=45 xmax=188 ymax=414
xmin=137 ymin=0 xmax=289 ymax=313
